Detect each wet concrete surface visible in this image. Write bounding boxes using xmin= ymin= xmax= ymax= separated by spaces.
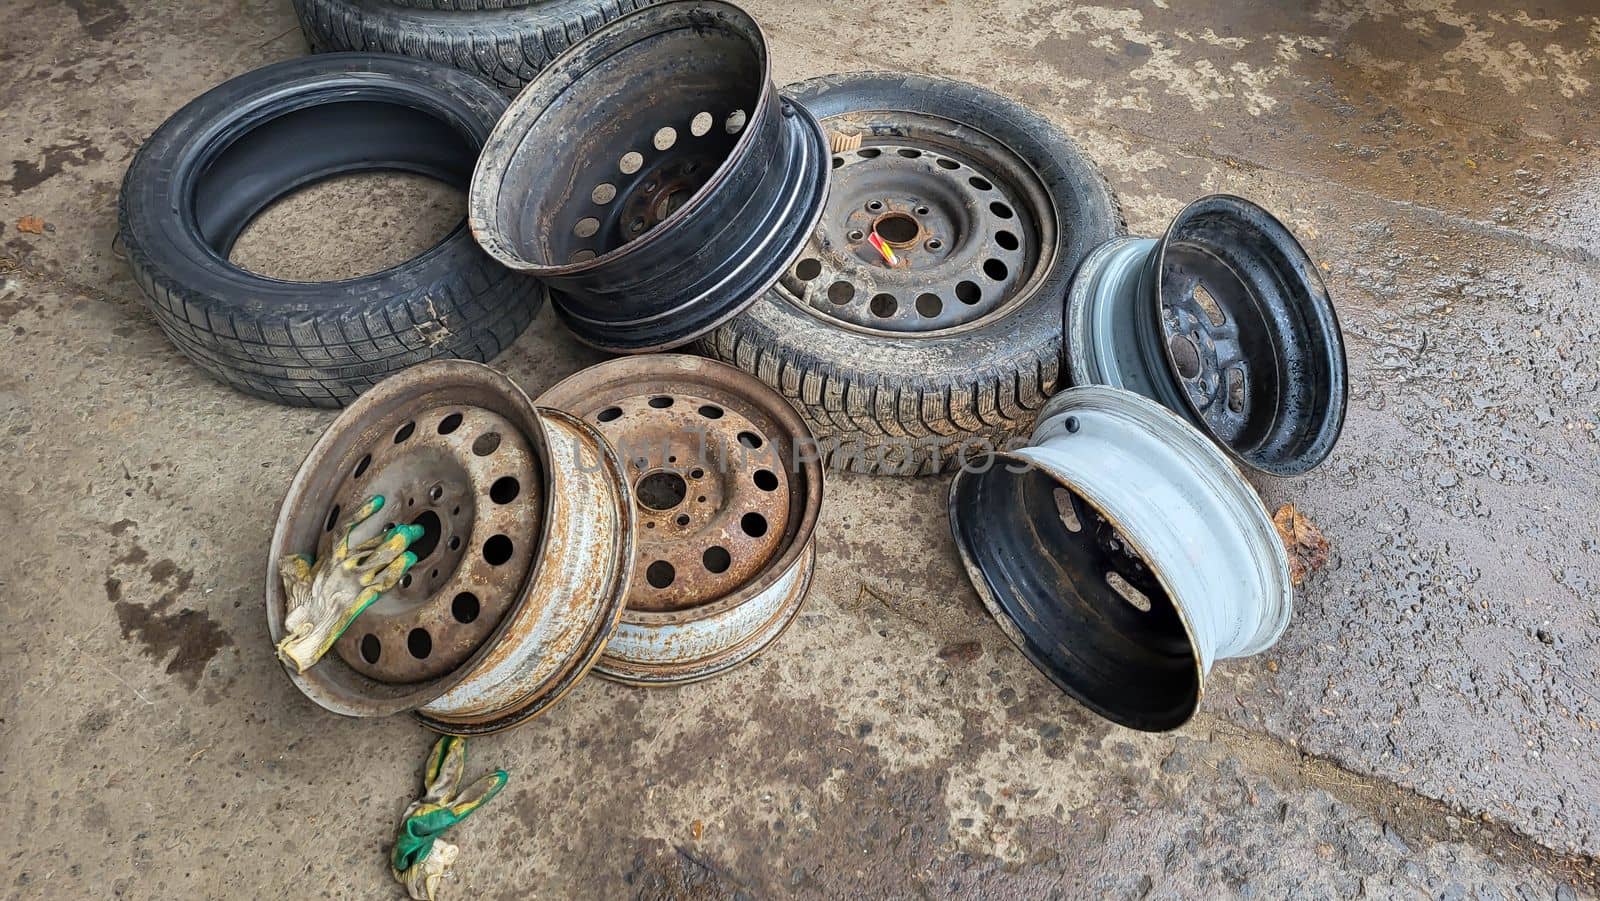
xmin=2 ymin=0 xmax=1598 ymax=897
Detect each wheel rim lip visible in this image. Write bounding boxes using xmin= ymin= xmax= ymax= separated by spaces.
xmin=948 ymin=386 xmax=1293 ymax=731
xmin=535 ymin=355 xmax=824 ymax=667
xmin=414 ymin=408 xmax=637 ymax=735
xmin=1149 ymin=195 xmax=1349 ymax=475
xmin=770 ymin=107 xmax=1058 ymax=340
xmin=543 ymin=101 xmax=830 ymax=352
xmin=596 ymin=543 xmax=815 ymax=685
xmin=266 ymin=360 xmax=562 ymax=717
xmin=467 ymin=0 xmax=780 ymax=277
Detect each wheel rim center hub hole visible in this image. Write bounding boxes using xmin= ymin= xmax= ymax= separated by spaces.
xmin=408 ymin=509 xmax=443 ymax=562
xmin=1168 ymin=335 xmax=1204 ymax=380
xmin=872 ymin=211 xmax=921 ymax=247
xmin=636 ymin=470 xmax=689 ymax=511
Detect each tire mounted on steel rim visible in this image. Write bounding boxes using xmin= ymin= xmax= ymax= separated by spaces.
xmin=703 ymin=72 xmax=1124 ymax=476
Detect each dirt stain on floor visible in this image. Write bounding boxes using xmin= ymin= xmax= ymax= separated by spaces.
xmin=102 ymin=539 xmax=233 ymax=690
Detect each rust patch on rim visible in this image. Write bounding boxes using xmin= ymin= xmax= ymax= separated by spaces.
xmin=537 ymin=354 xmax=823 ymax=684
xmin=266 ymin=361 xmax=634 ymax=730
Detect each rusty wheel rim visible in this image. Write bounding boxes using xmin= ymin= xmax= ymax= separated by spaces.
xmin=319 ymin=405 xmax=543 ymax=682
xmin=777 ymin=111 xmax=1053 ymax=335
xmin=537 ymin=355 xmax=823 ymax=682
xmin=268 ymin=361 xmax=556 ymax=716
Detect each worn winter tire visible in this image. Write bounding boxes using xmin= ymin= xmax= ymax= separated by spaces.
xmin=702 ymin=73 xmax=1124 ymax=476
xmin=118 ymin=53 xmax=541 ymax=408
xmin=291 ymin=0 xmax=664 ymax=96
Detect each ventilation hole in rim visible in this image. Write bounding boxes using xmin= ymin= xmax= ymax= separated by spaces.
xmin=1053 ymin=487 xmax=1082 ymax=533
xmin=574 ymin=217 xmax=600 ymax=239
xmin=407 ymin=628 xmax=432 ymax=659
xmin=1106 ymin=571 xmax=1152 ymax=612
xmin=619 ymin=151 xmax=644 ymax=174
xmin=795 ymin=258 xmax=823 ymax=281
xmin=353 ymin=454 xmax=371 ymax=479
xmin=956 ymin=281 xmax=982 ymax=304
xmin=984 ymin=259 xmax=1009 ymax=281
xmin=490 ymin=476 xmax=520 ymax=505
xmin=437 ymin=413 xmax=463 ymax=435
xmin=897 ymin=148 xmax=921 ymax=158
xmin=630 ymin=218 xmax=646 ymax=234
xmin=828 ymin=281 xmax=855 ymax=304
xmin=452 ymin=592 xmax=480 ymax=624
xmin=698 ymin=404 xmax=724 ymax=420
xmin=858 ymin=147 xmax=882 ymax=159
xmin=996 ymin=230 xmax=1020 ymax=251
xmin=472 ymin=432 xmax=501 ymax=456
xmin=737 ymin=431 xmax=764 ymax=449
xmin=690 ymin=111 xmax=714 ymax=137
xmin=725 ymin=109 xmax=747 ymax=134
xmin=832 ymin=156 xmax=844 ymax=169
xmin=969 ymin=176 xmax=993 ymax=191
xmin=646 ymin=560 xmax=676 ymax=589
xmin=571 ymin=249 xmax=597 ymax=263
xmin=1227 ymin=366 xmax=1248 ymax=414
xmin=637 ymin=471 xmax=688 ymax=510
xmin=741 ymin=512 xmax=769 ymax=538
xmin=592 ymin=182 xmax=617 ymax=205
xmin=324 ymin=505 xmax=341 ymax=532
xmin=482 ymin=535 xmax=513 ymax=566
xmin=597 ymin=407 xmax=623 ymax=423
xmin=1194 ymin=283 xmax=1227 ymax=326
xmin=936 ymin=157 xmax=960 ymax=170
xmin=870 ymin=294 xmax=898 ymax=318
xmin=654 ymin=126 xmax=678 ymax=151
xmin=753 ymin=469 xmax=779 ymax=491
xmin=703 ymin=546 xmax=731 ymax=573
xmin=1168 ymin=335 xmax=1203 ymax=379
xmin=360 ymin=634 xmax=381 ymax=664
xmin=916 ymin=293 xmax=943 ymax=317
xmin=990 ymin=201 xmax=1014 ymax=219
xmin=394 ymin=421 xmax=415 ymax=443
xmin=648 ymin=396 xmax=674 ymax=409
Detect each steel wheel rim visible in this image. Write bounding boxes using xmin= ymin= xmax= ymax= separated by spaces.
xmin=948 ymin=386 xmax=1292 ymax=732
xmin=776 ymin=109 xmax=1056 ymax=338
xmin=537 ymin=354 xmax=823 ymax=684
xmin=467 ymin=1 xmax=830 ymax=352
xmin=1065 ymin=196 xmax=1347 ymax=475
xmin=417 ymin=409 xmax=635 ymax=735
xmin=267 ymin=361 xmax=633 ymax=727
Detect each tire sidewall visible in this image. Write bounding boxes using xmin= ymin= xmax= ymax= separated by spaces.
xmin=118 ymin=53 xmax=507 ymax=318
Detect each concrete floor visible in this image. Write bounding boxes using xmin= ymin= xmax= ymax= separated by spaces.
xmin=3 ymin=0 xmax=1599 ymax=897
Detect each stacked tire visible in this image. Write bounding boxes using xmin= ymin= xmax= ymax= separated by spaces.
xmin=291 ymin=0 xmax=665 ymax=96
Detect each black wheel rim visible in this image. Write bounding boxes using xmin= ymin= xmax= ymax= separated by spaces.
xmin=776 ymin=110 xmax=1054 ymax=335
xmin=1067 ymin=196 xmax=1346 ymax=476
xmin=468 ymin=1 xmax=830 ymax=352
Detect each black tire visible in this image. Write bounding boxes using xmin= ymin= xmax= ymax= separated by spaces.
xmin=387 ymin=0 xmax=534 ymax=8
xmin=118 ymin=53 xmax=541 ymax=408
xmin=291 ymin=0 xmax=663 ymax=97
xmin=702 ymin=73 xmax=1125 ymax=476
